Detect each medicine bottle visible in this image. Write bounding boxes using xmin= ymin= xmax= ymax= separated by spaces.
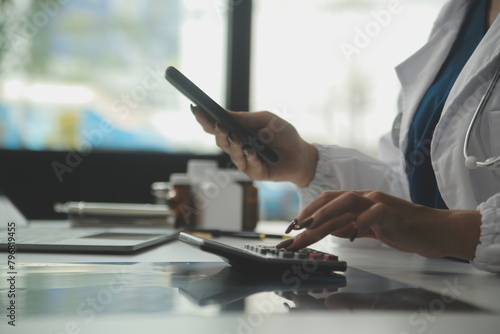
xmin=166 ymin=173 xmax=197 ymax=228
xmin=228 ymin=170 xmax=259 ymax=231
xmin=240 ymin=180 xmax=259 ymax=231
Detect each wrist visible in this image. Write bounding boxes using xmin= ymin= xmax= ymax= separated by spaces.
xmin=294 ymin=142 xmax=318 ymax=187
xmin=441 ymin=210 xmax=481 ymax=260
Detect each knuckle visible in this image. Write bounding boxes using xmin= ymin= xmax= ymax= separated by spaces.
xmin=372 ymin=202 xmax=388 ymax=215
xmin=319 ymin=191 xmax=335 ymax=199
xmin=200 ymin=123 xmax=214 ymax=134
xmin=215 ymin=139 xmax=228 ymax=151
xmin=342 ymin=191 xmax=361 ymax=203
xmin=365 ymin=191 xmax=385 ymax=202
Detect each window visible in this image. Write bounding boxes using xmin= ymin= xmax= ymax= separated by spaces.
xmin=0 ymin=0 xmax=226 ymax=154
xmin=251 ymin=0 xmax=448 ymax=156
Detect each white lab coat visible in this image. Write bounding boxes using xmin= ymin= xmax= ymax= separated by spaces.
xmin=299 ymin=0 xmax=500 ymax=273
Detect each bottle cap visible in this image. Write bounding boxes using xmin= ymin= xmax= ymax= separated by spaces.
xmin=226 ymin=170 xmax=252 ymax=182
xmin=169 ymin=173 xmax=192 ymax=185
xmin=187 ymin=160 xmax=218 ymax=183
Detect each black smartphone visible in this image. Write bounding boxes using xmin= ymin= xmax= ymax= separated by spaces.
xmin=165 ymin=66 xmax=279 ymax=164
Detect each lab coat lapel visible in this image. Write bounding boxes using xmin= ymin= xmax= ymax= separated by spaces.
xmin=394 ymin=1 xmax=469 ymax=153
xmin=438 ymin=17 xmax=500 ymax=118
xmin=431 ymin=15 xmax=500 ymax=209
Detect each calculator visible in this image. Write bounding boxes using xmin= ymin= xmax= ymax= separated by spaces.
xmin=178 ymin=232 xmax=347 ymax=274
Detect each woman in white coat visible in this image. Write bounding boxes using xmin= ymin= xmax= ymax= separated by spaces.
xmin=193 ymin=0 xmax=500 ymax=273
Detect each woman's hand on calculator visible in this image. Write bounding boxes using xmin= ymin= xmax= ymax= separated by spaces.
xmin=277 ymin=190 xmax=481 ymax=260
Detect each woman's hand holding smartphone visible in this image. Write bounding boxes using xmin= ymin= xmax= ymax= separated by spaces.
xmin=165 ymin=66 xmax=318 ymax=187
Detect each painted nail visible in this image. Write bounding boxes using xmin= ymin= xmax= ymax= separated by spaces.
xmin=297 ymin=217 xmax=314 ymax=229
xmin=276 ymin=238 xmax=294 ymax=249
xmin=285 ymin=219 xmax=298 ymax=234
xmin=349 ymin=228 xmax=358 ymax=242
xmin=243 ymin=147 xmax=255 ymax=157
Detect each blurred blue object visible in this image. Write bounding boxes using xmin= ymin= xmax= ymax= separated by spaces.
xmin=256 ymin=181 xmax=299 ymax=221
xmin=0 ymin=103 xmax=22 ymax=149
xmin=79 ymin=109 xmax=173 ymax=151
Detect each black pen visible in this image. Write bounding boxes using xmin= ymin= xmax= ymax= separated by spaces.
xmin=185 ymin=229 xmax=291 ymax=240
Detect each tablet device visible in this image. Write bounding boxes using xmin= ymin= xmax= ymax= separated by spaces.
xmin=165 ymin=66 xmax=279 ymax=164
xmin=0 ymin=192 xmax=179 ymax=254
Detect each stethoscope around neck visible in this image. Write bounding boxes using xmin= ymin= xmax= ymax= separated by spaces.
xmin=463 ymin=66 xmax=500 ymax=170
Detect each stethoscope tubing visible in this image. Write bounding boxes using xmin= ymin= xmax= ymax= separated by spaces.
xmin=463 ymin=65 xmax=500 ymax=169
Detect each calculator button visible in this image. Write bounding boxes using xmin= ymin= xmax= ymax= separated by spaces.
xmin=245 ymin=244 xmax=341 ymax=265
xmin=309 ymin=253 xmax=325 ymax=260
xmin=295 ymin=252 xmax=308 ymax=259
xmin=279 ymin=251 xmax=295 ymax=258
xmin=323 ymin=254 xmax=339 ymax=261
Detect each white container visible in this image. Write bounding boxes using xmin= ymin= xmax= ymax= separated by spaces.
xmin=195 ymin=169 xmax=242 ymax=230
xmin=187 ymin=159 xmax=218 ymax=185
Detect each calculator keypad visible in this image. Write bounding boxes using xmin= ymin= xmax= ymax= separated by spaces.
xmin=244 ymin=244 xmax=339 ymax=261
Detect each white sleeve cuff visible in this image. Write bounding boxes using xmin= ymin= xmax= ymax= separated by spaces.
xmin=472 ymin=194 xmax=500 ymax=273
xmin=297 ymin=143 xmax=408 ymax=210
xmin=297 ymin=144 xmax=339 ymax=210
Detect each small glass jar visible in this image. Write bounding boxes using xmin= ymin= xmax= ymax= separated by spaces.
xmin=151 ymin=181 xmax=169 ymax=205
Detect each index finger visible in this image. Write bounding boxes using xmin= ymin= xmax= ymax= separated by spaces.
xmin=296 ymin=190 xmax=366 ymax=226
xmin=284 ymin=213 xmax=355 ymax=250
xmin=191 ymin=104 xmax=216 ymax=134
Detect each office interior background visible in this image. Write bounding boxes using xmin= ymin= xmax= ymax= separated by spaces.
xmin=0 ymin=0 xmax=447 ymax=220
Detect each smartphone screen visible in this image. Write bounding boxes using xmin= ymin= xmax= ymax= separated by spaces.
xmin=165 ymin=66 xmax=279 ymax=164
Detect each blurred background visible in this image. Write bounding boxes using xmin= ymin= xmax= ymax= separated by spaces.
xmin=0 ymin=0 xmax=447 ymax=219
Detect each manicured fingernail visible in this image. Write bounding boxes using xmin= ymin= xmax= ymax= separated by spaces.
xmin=276 ymin=238 xmax=294 ymax=249
xmin=349 ymin=228 xmax=358 ymax=242
xmin=296 ymin=217 xmax=314 ymax=229
xmin=285 ymin=219 xmax=298 ymax=234
xmin=227 ymin=133 xmax=234 ymax=144
xmin=243 ymin=148 xmax=255 ymax=157
xmin=214 ymin=122 xmax=221 ymax=133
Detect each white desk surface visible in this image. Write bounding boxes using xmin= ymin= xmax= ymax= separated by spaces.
xmin=1 ymin=220 xmax=499 ymax=334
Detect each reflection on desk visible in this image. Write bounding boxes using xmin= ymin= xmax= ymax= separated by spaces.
xmin=0 ymin=262 xmax=489 ymax=320
xmin=179 ymin=265 xmax=487 ymax=314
